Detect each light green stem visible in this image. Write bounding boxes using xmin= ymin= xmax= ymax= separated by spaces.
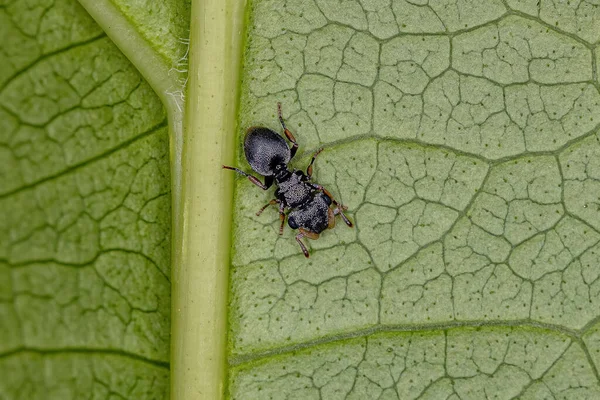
xmin=171 ymin=0 xmax=247 ymax=399
xmin=78 ymin=0 xmax=246 ymax=397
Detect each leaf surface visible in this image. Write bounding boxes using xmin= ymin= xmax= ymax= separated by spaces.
xmin=228 ymin=1 xmax=600 ymax=398
xmin=3 ymin=0 xmax=600 ymax=398
xmin=0 ymin=0 xmax=187 ymax=397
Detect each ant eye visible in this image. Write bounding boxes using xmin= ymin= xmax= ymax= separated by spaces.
xmin=323 ymin=194 xmax=332 ymax=205
xmin=288 ymin=215 xmax=299 ymax=229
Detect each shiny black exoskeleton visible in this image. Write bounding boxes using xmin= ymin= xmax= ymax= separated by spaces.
xmin=223 ymin=103 xmax=353 ymax=257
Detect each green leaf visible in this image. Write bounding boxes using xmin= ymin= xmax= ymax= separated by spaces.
xmin=3 ymin=0 xmax=600 ymax=399
xmin=228 ymin=1 xmax=600 ymax=398
xmin=0 ymin=0 xmax=186 ymax=397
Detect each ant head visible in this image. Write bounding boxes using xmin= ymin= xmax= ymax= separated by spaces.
xmin=287 ymin=215 xmax=299 ymax=229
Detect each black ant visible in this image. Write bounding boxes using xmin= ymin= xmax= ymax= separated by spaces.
xmin=223 ymin=103 xmax=353 ymax=257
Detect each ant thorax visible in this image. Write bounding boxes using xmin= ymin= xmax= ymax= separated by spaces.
xmin=276 ymin=170 xmax=313 ymax=208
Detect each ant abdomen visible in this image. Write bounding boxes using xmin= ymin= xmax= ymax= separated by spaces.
xmin=244 ymin=127 xmax=290 ymax=176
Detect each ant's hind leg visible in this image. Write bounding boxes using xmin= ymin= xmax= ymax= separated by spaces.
xmin=277 ymin=103 xmax=299 ymax=159
xmin=306 ymin=147 xmax=323 ymax=178
xmin=223 ymin=166 xmax=273 ymax=190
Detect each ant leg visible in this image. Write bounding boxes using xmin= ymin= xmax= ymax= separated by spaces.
xmin=223 ymin=166 xmax=273 ymax=190
xmin=295 ymin=232 xmax=309 ymax=258
xmin=312 ymin=184 xmax=346 ymax=210
xmin=333 ymin=205 xmax=348 ymax=214
xmin=327 ymin=207 xmax=336 ymax=229
xmin=311 ymin=184 xmax=353 ymax=227
xmin=256 ymin=199 xmax=279 ymax=216
xmin=277 ymin=102 xmax=299 ymax=159
xmin=301 ymin=228 xmax=319 ymax=240
xmin=306 ymin=148 xmax=323 ymax=178
xmin=295 ymin=228 xmax=320 ymax=258
xmin=256 ymin=199 xmax=286 ymax=235
xmin=278 ymin=202 xmax=286 ymax=235
xmin=332 ymin=205 xmax=350 ymax=227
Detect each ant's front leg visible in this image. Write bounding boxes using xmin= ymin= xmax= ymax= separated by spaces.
xmin=295 ymin=228 xmax=320 ymax=258
xmin=222 ymin=166 xmax=273 ymax=190
xmin=311 ymin=184 xmax=353 ymax=227
xmin=327 ymin=207 xmax=335 ymax=229
xmin=277 ymin=103 xmax=299 ymax=159
xmin=332 ymin=204 xmax=349 ymax=226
